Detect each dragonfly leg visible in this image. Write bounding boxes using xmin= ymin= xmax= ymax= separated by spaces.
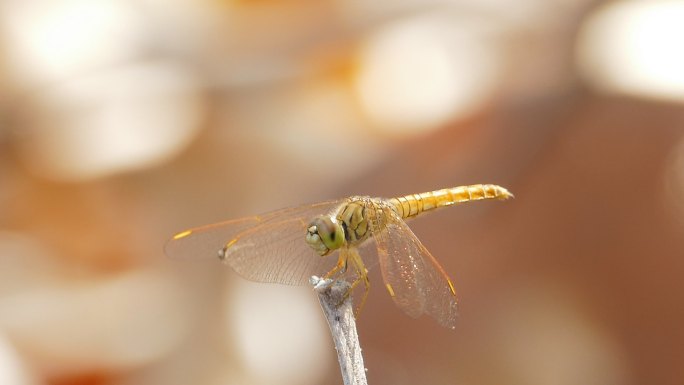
xmin=320 ymin=248 xmax=370 ymax=318
xmin=323 ymin=251 xmax=348 ymax=280
xmin=346 ymin=248 xmax=370 ymax=319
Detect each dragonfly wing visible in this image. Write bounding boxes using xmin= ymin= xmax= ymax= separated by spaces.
xmin=164 ymin=200 xmax=347 ymax=285
xmin=369 ymin=199 xmax=459 ymax=329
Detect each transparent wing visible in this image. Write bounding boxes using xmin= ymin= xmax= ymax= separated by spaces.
xmin=368 ymin=199 xmax=459 ymax=329
xmin=164 ymin=200 xmax=347 ymax=285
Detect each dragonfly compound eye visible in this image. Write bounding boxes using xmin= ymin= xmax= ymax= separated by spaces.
xmin=305 ymin=216 xmax=344 ymax=256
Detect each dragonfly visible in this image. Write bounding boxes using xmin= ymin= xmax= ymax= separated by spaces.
xmin=165 ymin=184 xmax=512 ymax=329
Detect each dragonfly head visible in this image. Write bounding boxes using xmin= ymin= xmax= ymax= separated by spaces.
xmin=305 ymin=215 xmax=344 ymax=256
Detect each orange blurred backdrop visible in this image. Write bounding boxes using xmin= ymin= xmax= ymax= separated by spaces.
xmin=1 ymin=1 xmax=683 ymax=384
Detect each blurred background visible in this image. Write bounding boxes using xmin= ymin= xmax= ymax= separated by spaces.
xmin=1 ymin=0 xmax=683 ymax=384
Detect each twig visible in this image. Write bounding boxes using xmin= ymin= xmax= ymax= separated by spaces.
xmin=310 ymin=276 xmax=368 ymax=385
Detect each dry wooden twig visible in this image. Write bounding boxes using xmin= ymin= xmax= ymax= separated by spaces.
xmin=311 ymin=276 xmax=368 ymax=385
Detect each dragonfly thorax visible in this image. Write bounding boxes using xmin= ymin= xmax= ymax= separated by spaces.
xmin=335 ymin=200 xmax=372 ymax=246
xmin=305 ymin=215 xmax=344 ymax=256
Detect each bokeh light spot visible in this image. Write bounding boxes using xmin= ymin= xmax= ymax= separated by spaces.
xmin=18 ymin=62 xmax=205 ymax=181
xmin=228 ymin=282 xmax=331 ymax=385
xmin=0 ymin=0 xmax=144 ymax=86
xmin=576 ymin=0 xmax=684 ymax=102
xmin=354 ymin=17 xmax=501 ymax=136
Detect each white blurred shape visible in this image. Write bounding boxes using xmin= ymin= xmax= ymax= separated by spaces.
xmin=19 ymin=62 xmax=205 ymax=181
xmin=0 ymin=269 xmax=192 ymax=376
xmin=229 ymin=281 xmax=332 ymax=385
xmin=0 ymin=0 xmax=144 ymax=86
xmin=354 ymin=17 xmax=501 ymax=135
xmin=0 ymin=335 xmax=39 ymax=385
xmin=576 ymin=0 xmax=684 ymax=102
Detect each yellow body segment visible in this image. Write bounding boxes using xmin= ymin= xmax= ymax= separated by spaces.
xmin=388 ymin=184 xmax=513 ymax=219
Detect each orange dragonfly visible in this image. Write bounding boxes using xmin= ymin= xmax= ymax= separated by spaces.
xmin=165 ymin=184 xmax=512 ymax=329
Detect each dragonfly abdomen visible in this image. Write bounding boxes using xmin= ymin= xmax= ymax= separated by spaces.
xmin=389 ymin=184 xmax=512 ymax=219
